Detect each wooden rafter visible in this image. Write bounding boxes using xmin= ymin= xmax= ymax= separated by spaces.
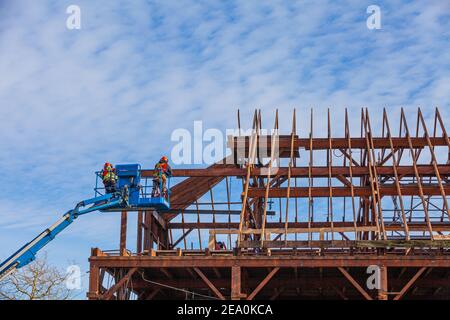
xmin=338 ymin=267 xmax=372 ymax=300
xmin=193 ymin=267 xmax=225 ymax=300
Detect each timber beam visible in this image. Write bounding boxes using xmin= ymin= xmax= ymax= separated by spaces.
xmin=141 ymin=165 xmax=450 ymax=178
xmin=168 ymin=222 xmax=450 ymax=232
xmin=89 ymin=254 xmax=450 ymax=268
xmin=247 ymin=185 xmax=450 ymax=198
xmin=229 ymin=136 xmax=450 ymax=151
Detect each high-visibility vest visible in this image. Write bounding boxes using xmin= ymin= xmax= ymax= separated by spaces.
xmin=102 ymin=167 xmax=117 ymax=182
xmin=153 ymin=163 xmax=169 ymax=177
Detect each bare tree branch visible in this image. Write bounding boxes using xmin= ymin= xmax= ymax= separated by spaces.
xmin=0 ymin=253 xmax=76 ymax=300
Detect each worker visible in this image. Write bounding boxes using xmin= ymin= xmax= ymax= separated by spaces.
xmin=102 ymin=162 xmax=118 ymax=194
xmin=152 ymin=156 xmax=172 ymax=198
xmin=215 ymin=241 xmax=226 ymax=250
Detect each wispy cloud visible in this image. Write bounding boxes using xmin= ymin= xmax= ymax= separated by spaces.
xmin=0 ymin=0 xmax=449 ymax=285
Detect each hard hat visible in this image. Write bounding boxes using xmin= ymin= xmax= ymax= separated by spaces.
xmin=104 ymin=162 xmax=112 ymax=168
xmin=160 ymin=156 xmax=168 ymax=163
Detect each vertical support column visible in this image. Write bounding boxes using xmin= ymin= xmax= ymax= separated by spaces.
xmin=378 ymin=265 xmax=388 ymax=300
xmin=231 ymin=266 xmax=242 ymax=300
xmin=137 ymin=210 xmax=143 ymax=254
xmin=88 ymin=263 xmax=100 ymax=300
xmin=120 ymin=211 xmax=127 ymax=255
xmin=143 ymin=210 xmax=153 ymax=252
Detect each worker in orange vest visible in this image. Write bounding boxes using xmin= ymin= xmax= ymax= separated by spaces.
xmin=152 ymin=156 xmax=172 ymax=198
xmin=102 ymin=162 xmax=118 ymax=194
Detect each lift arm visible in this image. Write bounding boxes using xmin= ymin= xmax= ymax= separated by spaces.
xmin=0 ymin=193 xmax=123 ymax=281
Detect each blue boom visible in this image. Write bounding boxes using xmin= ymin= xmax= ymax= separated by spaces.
xmin=0 ymin=163 xmax=170 ymax=281
xmin=0 ymin=193 xmax=123 ymax=281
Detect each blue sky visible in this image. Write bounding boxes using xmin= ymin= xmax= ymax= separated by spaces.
xmin=0 ymin=0 xmax=449 ymax=298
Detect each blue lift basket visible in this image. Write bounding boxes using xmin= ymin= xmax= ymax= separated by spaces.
xmin=0 ymin=163 xmax=171 ymax=281
xmin=95 ymin=164 xmax=171 ymax=211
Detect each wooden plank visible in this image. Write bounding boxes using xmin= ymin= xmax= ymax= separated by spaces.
xmin=172 ymin=228 xmax=193 ymax=248
xmin=193 ymin=267 xmax=225 ymax=300
xmin=383 ymin=109 xmax=410 ymax=240
xmin=87 ymin=265 xmax=100 ymax=300
xmin=363 ymin=110 xmax=384 ymax=239
xmin=393 ymin=267 xmax=427 ymax=300
xmin=230 ymin=136 xmax=449 ymax=150
xmin=247 ymin=267 xmax=280 ymax=300
xmin=120 ymin=211 xmax=127 ymax=255
xmin=143 ymin=211 xmax=152 ymax=251
xmin=239 ymin=240 xmax=450 ymax=249
xmin=137 ymin=211 xmax=143 ymax=254
xmin=378 ymin=265 xmax=388 ymax=300
xmin=261 ymin=111 xmax=278 ymax=246
xmin=418 ymin=109 xmax=450 ymax=219
xmin=210 ymin=226 xmax=378 ymax=235
xmin=238 ymin=114 xmax=258 ymax=247
xmin=307 ymin=110 xmax=314 ymax=242
xmin=284 ymin=110 xmax=296 ymax=243
xmin=144 ymin=288 xmax=160 ymax=300
xmin=101 ymin=267 xmax=137 ymax=300
xmin=338 ymin=267 xmax=372 ymax=300
xmin=231 ymin=266 xmax=242 ymax=300
xmin=344 ymin=109 xmax=358 ymax=239
xmin=247 ymin=185 xmax=450 ymax=198
xmin=327 ymin=109 xmax=335 ymax=241
xmin=169 ymin=221 xmax=450 ymax=231
xmin=401 ymin=108 xmax=434 ymax=239
xmin=141 ymin=165 xmax=450 ymax=178
xmin=90 ymin=255 xmax=450 ymax=268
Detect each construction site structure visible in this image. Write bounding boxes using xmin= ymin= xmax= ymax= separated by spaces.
xmin=87 ymin=108 xmax=450 ymax=300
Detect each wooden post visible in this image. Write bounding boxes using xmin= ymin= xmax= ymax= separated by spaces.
xmin=87 ymin=264 xmax=100 ymax=300
xmin=137 ymin=210 xmax=143 ymax=254
xmin=338 ymin=267 xmax=372 ymax=300
xmin=120 ymin=211 xmax=127 ymax=255
xmin=378 ymin=265 xmax=388 ymax=300
xmin=393 ymin=267 xmax=427 ymax=300
xmin=102 ymin=268 xmax=137 ymax=300
xmin=231 ymin=266 xmax=242 ymax=300
xmin=247 ymin=267 xmax=280 ymax=300
xmin=194 ymin=267 xmax=225 ymax=300
xmin=144 ymin=211 xmax=153 ymax=251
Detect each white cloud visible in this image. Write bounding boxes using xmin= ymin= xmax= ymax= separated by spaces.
xmin=0 ymin=0 xmax=449 ymax=276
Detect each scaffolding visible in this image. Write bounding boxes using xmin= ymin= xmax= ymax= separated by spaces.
xmin=88 ymin=108 xmax=450 ymax=300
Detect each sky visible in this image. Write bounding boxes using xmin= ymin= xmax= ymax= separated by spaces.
xmin=0 ymin=0 xmax=449 ymax=298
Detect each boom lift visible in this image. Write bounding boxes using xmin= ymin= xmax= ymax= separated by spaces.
xmin=0 ymin=163 xmax=170 ymax=281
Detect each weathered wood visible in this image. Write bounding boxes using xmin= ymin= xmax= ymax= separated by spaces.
xmin=231 ymin=266 xmax=242 ymax=300
xmin=120 ymin=211 xmax=127 ymax=255
xmin=393 ymin=267 xmax=427 ymax=300
xmin=338 ymin=267 xmax=372 ymax=300
xmin=229 ymin=136 xmax=449 ymax=151
xmin=169 ymin=222 xmax=450 ymax=232
xmin=193 ymin=267 xmax=225 ymax=300
xmin=247 ymin=267 xmax=280 ymax=300
xmin=172 ymin=229 xmax=193 ymax=248
xmin=247 ymin=185 xmax=450 ymax=198
xmin=141 ymin=165 xmax=450 ymax=178
xmin=101 ymin=267 xmax=137 ymax=300
xmin=137 ymin=211 xmax=143 ymax=254
xmin=239 ymin=240 xmax=450 ymax=249
xmin=89 ymin=255 xmax=450 ymax=268
xmin=378 ymin=265 xmax=388 ymax=300
xmin=211 ymin=226 xmax=378 ymax=235
xmin=87 ymin=265 xmax=100 ymax=300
